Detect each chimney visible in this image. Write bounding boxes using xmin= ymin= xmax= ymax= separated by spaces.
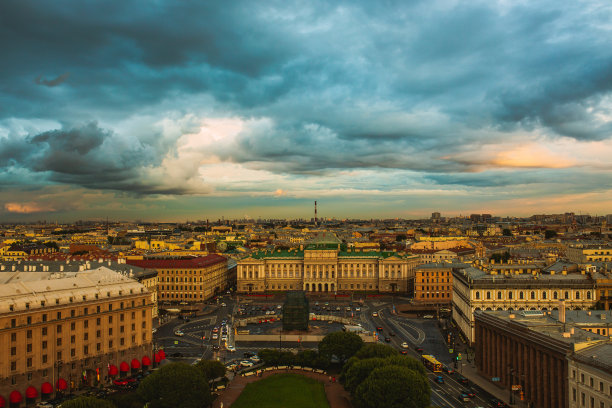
xmin=559 ymin=300 xmax=566 ymax=323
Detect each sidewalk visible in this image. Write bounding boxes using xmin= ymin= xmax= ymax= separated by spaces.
xmin=460 ymin=362 xmax=514 ymax=406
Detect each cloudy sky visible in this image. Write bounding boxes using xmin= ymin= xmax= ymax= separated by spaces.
xmin=1 ymin=0 xmax=612 ymax=222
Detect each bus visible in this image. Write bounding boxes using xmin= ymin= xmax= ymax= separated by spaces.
xmin=421 ymin=355 xmax=443 ymax=373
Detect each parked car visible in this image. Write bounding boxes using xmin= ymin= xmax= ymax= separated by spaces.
xmin=400 ymin=350 xmax=409 ymax=355
xmin=401 ymin=342 xmax=409 ymax=349
xmin=434 ymin=376 xmax=444 ymax=384
xmin=372 ymin=312 xmax=378 ymax=317
xmin=250 ymin=356 xmax=261 ymax=363
xmin=240 ymin=360 xmax=254 ymax=367
xmin=244 ymin=351 xmax=256 ymax=358
xmin=457 ymin=375 xmax=469 ymax=385
xmin=174 ymin=330 xmax=184 ymax=336
xmin=226 ymin=345 xmax=236 ymax=352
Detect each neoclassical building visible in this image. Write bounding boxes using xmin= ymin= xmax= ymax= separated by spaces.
xmin=237 ymin=244 xmax=420 ymax=294
xmin=0 ymin=268 xmax=153 ymax=406
xmin=451 ymin=265 xmax=597 ymax=344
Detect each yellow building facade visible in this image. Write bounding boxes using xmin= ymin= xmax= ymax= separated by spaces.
xmin=238 ymin=247 xmax=420 ymax=293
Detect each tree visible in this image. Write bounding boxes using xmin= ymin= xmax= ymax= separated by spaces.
xmin=354 ymin=365 xmax=430 ymax=408
xmin=383 ymin=355 xmax=427 ymax=376
xmin=502 ymin=228 xmax=513 ymax=236
xmin=195 ymin=359 xmax=226 ymax=382
xmin=60 ymin=396 xmax=116 ymax=408
xmin=344 ymin=358 xmax=386 ymax=394
xmin=318 ymin=331 xmax=364 ymax=364
xmin=395 ymin=234 xmax=407 ymax=242
xmin=354 ymin=343 xmax=398 ymax=360
xmin=137 ymin=362 xmax=212 ymax=408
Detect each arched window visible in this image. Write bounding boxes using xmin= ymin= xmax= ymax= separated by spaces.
xmin=553 ymin=291 xmax=558 ymax=299
xmin=519 ymin=291 xmax=524 ymax=300
xmin=486 ymin=291 xmax=491 ymax=300
xmin=575 ymin=291 xmax=580 ymax=300
xmin=475 ymin=291 xmax=480 ymax=300
xmin=565 ymin=291 xmax=569 ymax=299
xmin=587 ymin=291 xmax=591 ymax=300
xmin=530 ymin=291 xmax=535 ymax=300
xmin=497 ymin=291 xmax=502 ymax=300
xmin=508 ymin=291 xmax=513 ymax=300
xmin=542 ymin=291 xmax=547 ymax=299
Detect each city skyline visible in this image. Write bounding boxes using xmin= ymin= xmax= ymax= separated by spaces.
xmin=1 ymin=1 xmax=612 ymax=222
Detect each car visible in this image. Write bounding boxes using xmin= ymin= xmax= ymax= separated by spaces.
xmin=372 ymin=312 xmax=378 ymax=317
xmin=324 ymin=302 xmax=329 ymax=306
xmin=277 ymin=304 xmax=282 ymax=309
xmin=389 ymin=331 xmax=395 ymax=336
xmin=345 ymin=306 xmax=351 ymax=311
xmin=212 ymin=327 xmax=219 ymax=333
xmin=434 ymin=376 xmax=444 ymax=384
xmin=462 ymin=389 xmax=476 ymax=398
xmin=415 ymin=346 xmax=424 ymax=353
xmin=174 ymin=330 xmax=184 ymax=336
xmin=240 ymin=360 xmax=254 ymax=367
xmin=212 ymin=345 xmax=220 ymax=351
xmin=384 ymin=337 xmax=391 ymax=342
xmin=35 ymin=403 xmax=54 ymax=408
xmin=226 ymin=345 xmax=236 ymax=352
xmin=336 ymin=306 xmax=341 ymax=311
xmin=457 ymin=375 xmax=469 ymax=385
xmin=221 ymin=303 xmax=227 ymax=307
xmin=212 ymin=333 xmax=219 ymax=339
xmin=489 ymin=398 xmax=507 ymax=407
xmin=355 ymin=307 xmax=361 ymax=311
xmin=400 ymin=350 xmax=408 ymax=355
xmin=376 ymin=326 xmax=383 ymax=332
xmin=221 ymin=335 xmax=228 ymax=341
xmin=442 ymin=365 xmax=455 ymax=374
xmin=401 ymin=342 xmax=409 ymax=348
xmin=423 ymin=314 xmax=435 ymax=319
xmin=250 ymin=355 xmax=261 ymax=363
xmin=458 ymin=392 xmax=471 ymax=402
xmin=244 ymin=351 xmax=256 ymax=358
xmin=152 ymin=328 xmax=157 ymax=334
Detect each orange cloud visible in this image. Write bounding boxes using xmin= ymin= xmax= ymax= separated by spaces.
xmin=4 ymin=202 xmax=55 ymax=213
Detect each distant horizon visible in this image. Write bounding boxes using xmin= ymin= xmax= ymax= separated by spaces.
xmin=2 ymin=208 xmax=609 ymax=225
xmin=2 ymin=1 xmax=611 ymax=223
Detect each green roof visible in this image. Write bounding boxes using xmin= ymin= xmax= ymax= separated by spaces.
xmin=251 ymin=249 xmax=304 ymax=259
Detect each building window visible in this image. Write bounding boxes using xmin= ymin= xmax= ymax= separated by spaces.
xmin=27 ymin=316 xmax=32 ymax=324
xmin=27 ymin=358 xmax=32 ymax=367
xmin=11 ymin=362 xmax=17 ymax=371
xmin=530 ymin=291 xmax=535 ymax=300
xmin=486 ymin=292 xmax=491 ymax=300
xmin=497 ymin=291 xmax=502 ymax=299
xmin=519 ymin=291 xmax=524 ymax=300
xmin=11 ymin=318 xmax=16 ymax=328
xmin=11 ymin=347 xmax=16 ymax=356
xmin=542 ymin=291 xmax=547 ymax=299
xmin=57 ymin=325 xmax=62 ymax=333
xmin=576 ymin=291 xmax=581 ymax=300
xmin=71 ymin=349 xmax=75 ymax=357
xmin=42 ymin=327 xmax=47 ymax=336
xmin=42 ymin=355 xmax=47 ymax=363
xmin=27 ymin=344 xmax=32 ymax=353
xmin=71 ymin=335 xmax=75 ymax=344
xmin=27 ymin=329 xmax=32 ymax=339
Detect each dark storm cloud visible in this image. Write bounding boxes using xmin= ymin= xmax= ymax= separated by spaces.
xmin=35 ymin=73 xmax=70 ymax=87
xmin=0 ymin=0 xmax=611 ymax=199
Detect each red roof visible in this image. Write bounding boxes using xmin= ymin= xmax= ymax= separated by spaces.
xmin=127 ymin=255 xmax=226 ymax=269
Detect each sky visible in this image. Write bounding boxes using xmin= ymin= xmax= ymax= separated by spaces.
xmin=1 ymin=0 xmax=612 ymax=222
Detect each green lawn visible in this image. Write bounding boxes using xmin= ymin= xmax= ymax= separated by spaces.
xmin=231 ymin=373 xmax=330 ymax=408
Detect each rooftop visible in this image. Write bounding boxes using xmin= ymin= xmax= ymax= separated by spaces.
xmin=126 ymin=254 xmax=226 ymax=269
xmin=0 ymin=267 xmax=147 ymax=314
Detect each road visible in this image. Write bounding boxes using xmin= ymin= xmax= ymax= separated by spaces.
xmin=154 ymin=295 xmax=499 ymax=407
